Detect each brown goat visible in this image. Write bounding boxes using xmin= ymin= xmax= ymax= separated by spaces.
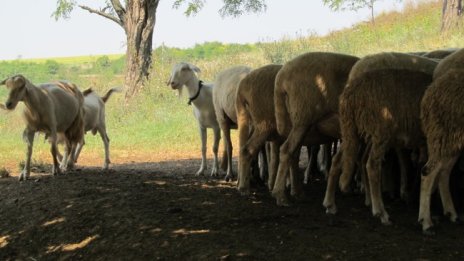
xmin=1 ymin=75 xmax=85 ymax=181
xmin=272 ymin=52 xmax=359 ymax=206
xmin=324 ymin=52 xmax=439 ymax=214
xmin=433 ymin=48 xmax=464 ymax=77
xmin=236 ymin=64 xmax=283 ymax=194
xmin=335 ymin=69 xmax=433 ymax=224
xmin=419 ymin=68 xmax=464 ymax=234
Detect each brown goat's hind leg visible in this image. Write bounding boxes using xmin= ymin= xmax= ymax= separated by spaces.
xmin=272 ymin=126 xmax=306 ymax=206
xmin=367 ymin=141 xmax=390 ymax=225
xmin=438 ymin=155 xmax=460 ymax=223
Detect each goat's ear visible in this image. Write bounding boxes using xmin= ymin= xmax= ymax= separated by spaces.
xmin=0 ymin=77 xmax=7 ymax=85
xmin=189 ymin=64 xmax=201 ymax=73
xmin=12 ymin=75 xmax=25 ymax=87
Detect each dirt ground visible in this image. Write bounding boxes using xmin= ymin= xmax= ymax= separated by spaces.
xmin=1 ymin=155 xmax=464 ymax=261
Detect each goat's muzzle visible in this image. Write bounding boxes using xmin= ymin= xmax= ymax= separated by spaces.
xmin=5 ymin=101 xmax=15 ymax=110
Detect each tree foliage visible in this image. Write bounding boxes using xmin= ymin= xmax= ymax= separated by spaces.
xmin=322 ymin=0 xmax=385 ymax=24
xmin=172 ymin=0 xmax=267 ymax=17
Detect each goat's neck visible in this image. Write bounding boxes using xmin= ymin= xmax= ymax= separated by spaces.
xmin=184 ymin=76 xmax=201 ymax=99
xmin=22 ymin=82 xmax=48 ymax=127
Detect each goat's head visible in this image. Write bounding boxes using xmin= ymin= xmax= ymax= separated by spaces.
xmin=167 ymin=62 xmax=201 ymax=91
xmin=1 ymin=74 xmax=27 ymax=110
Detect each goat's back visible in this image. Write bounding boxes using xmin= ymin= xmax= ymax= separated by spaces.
xmin=433 ymin=48 xmax=464 ymax=78
xmin=36 ymin=82 xmax=83 ymax=132
xmin=274 ymin=52 xmax=359 ymax=137
xmin=349 ymin=52 xmax=438 ymax=82
xmin=213 ymin=66 xmax=252 ymax=124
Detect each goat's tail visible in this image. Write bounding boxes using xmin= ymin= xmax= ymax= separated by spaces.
xmin=236 ymin=88 xmax=251 ymax=157
xmin=274 ymin=74 xmax=291 ymax=137
xmin=66 ymin=105 xmax=85 ymax=145
xmin=82 ymin=88 xmax=94 ymax=96
xmin=338 ymin=88 xmax=360 ymax=192
xmin=102 ymin=87 xmax=123 ymax=103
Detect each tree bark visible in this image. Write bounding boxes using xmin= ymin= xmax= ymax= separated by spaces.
xmin=123 ymin=0 xmax=159 ymax=101
xmin=80 ymin=0 xmax=159 ymax=101
xmin=442 ymin=0 xmax=463 ymax=32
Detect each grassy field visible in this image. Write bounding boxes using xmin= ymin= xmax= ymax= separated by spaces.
xmin=0 ymin=0 xmax=460 ymax=176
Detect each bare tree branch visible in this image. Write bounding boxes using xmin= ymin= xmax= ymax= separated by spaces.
xmin=110 ymin=0 xmax=126 ymax=24
xmin=78 ymin=5 xmax=123 ymax=27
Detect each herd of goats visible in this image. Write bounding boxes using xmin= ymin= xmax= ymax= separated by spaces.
xmin=1 ymin=48 xmax=464 ymax=235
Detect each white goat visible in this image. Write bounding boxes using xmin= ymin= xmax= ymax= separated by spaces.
xmin=1 ymin=75 xmax=85 ymax=181
xmin=167 ymin=62 xmax=221 ymax=176
xmin=72 ymin=87 xmax=121 ymax=170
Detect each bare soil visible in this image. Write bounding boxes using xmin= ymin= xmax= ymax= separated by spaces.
xmin=0 ymin=157 xmax=463 ymax=260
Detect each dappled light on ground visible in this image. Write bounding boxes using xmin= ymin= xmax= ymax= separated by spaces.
xmin=0 ymin=157 xmax=463 ymax=259
xmin=46 ymin=235 xmax=99 ymax=253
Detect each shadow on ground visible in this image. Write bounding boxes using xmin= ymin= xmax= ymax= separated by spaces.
xmin=0 ymin=158 xmax=463 ymax=260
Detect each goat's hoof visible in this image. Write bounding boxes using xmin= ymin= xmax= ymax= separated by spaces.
xmin=276 ymin=198 xmax=291 ymax=207
xmin=291 ymin=191 xmax=307 ymax=202
xmin=274 ymin=195 xmax=291 ymax=207
xmin=327 ymin=213 xmax=337 ymax=226
xmin=237 ymin=186 xmax=250 ymax=196
xmin=452 ymin=217 xmax=462 ymax=225
xmin=423 ymin=227 xmax=435 ymax=236
xmin=224 ymin=175 xmax=234 ymax=182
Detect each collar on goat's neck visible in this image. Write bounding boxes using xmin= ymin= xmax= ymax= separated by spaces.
xmin=188 ymin=80 xmax=203 ymax=105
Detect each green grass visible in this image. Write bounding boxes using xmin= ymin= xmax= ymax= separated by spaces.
xmin=17 ymin=54 xmax=124 ymax=64
xmin=0 ymin=0 xmax=460 ymax=174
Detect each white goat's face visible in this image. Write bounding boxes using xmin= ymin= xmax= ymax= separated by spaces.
xmin=1 ymin=75 xmax=27 ymax=110
xmin=167 ymin=63 xmax=201 ymax=90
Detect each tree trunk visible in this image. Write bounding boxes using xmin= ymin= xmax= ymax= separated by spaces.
xmin=123 ymin=0 xmax=159 ymax=101
xmin=442 ymin=0 xmax=463 ymax=32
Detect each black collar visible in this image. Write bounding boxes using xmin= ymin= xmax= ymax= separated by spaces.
xmin=188 ymin=80 xmax=203 ymax=105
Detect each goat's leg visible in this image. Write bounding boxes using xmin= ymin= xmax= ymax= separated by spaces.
xmin=61 ymin=139 xmax=76 ymax=171
xmin=74 ymin=139 xmax=85 ymax=164
xmin=304 ymin=145 xmax=319 ymax=184
xmin=237 ymin=128 xmax=269 ymax=195
xmin=272 ymin=126 xmax=307 ymax=206
xmin=223 ymin=124 xmax=234 ymax=182
xmin=267 ymin=141 xmax=280 ymax=192
xmin=419 ymin=159 xmax=442 ymax=233
xmin=367 ymin=141 xmax=390 ymax=225
xmin=323 ymin=150 xmax=342 ymax=214
xmin=320 ymin=143 xmax=332 ymax=179
xmin=396 ymin=148 xmax=409 ymax=202
xmin=258 ymin=146 xmax=268 ymax=182
xmin=361 ymin=144 xmax=371 ymax=207
xmin=98 ymin=127 xmax=110 ymax=170
xmin=211 ymin=127 xmax=221 ymax=177
xmin=60 ymin=139 xmax=70 ymax=171
xmin=51 ymin=143 xmax=61 ymax=176
xmin=290 ymin=151 xmax=305 ymax=200
xmin=20 ymin=129 xmax=35 ymax=181
xmin=438 ymin=155 xmax=459 ymax=223
xmin=196 ymin=126 xmax=207 ymax=176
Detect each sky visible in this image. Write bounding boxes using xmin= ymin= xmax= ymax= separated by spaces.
xmin=0 ymin=0 xmax=408 ymax=61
